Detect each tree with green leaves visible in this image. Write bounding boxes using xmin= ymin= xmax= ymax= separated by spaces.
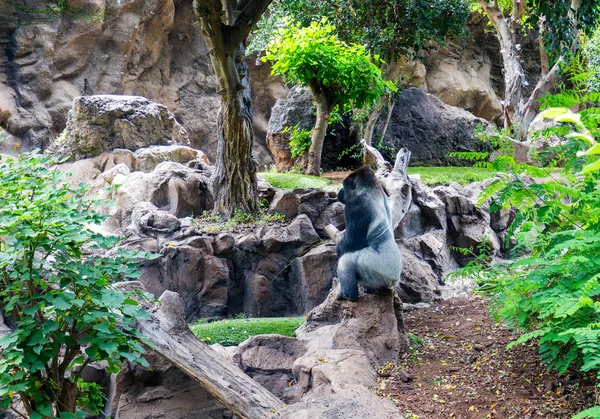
xmin=193 ymin=0 xmax=272 ymax=216
xmin=263 ymin=21 xmax=394 ymax=176
xmin=252 ymin=0 xmax=470 ymax=145
xmin=476 ymin=0 xmax=600 ymax=140
xmin=0 ymin=152 xmax=156 ymax=418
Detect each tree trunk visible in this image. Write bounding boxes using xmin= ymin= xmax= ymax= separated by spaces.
xmin=56 ymin=380 xmax=79 ymax=416
xmin=210 ymin=45 xmax=258 ymax=215
xmin=479 ymin=0 xmax=580 ymax=140
xmin=115 ymin=284 xmax=283 ymax=419
xmin=194 ymin=0 xmax=259 ymax=216
xmin=305 ymin=80 xmax=333 ymax=176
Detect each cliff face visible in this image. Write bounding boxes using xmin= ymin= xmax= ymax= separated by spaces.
xmin=0 ymin=0 xmax=275 ymax=164
xmin=0 ymin=3 xmax=507 ymax=166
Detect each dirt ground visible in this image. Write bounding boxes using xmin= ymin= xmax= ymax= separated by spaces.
xmin=379 ymin=296 xmax=598 ymax=419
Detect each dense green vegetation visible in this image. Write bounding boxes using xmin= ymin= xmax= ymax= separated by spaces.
xmin=0 ymin=152 xmax=156 ymax=417
xmin=263 ymin=20 xmax=394 ymax=176
xmin=191 ymin=317 xmax=305 ymax=346
xmin=452 ymin=105 xmax=600 ymax=418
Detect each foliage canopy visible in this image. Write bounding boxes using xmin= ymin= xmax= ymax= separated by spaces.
xmin=264 ymin=20 xmax=394 ymax=114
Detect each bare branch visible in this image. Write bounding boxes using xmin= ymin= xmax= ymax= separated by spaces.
xmin=230 ymin=0 xmax=272 ymax=46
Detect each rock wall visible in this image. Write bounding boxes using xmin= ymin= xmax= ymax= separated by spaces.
xmin=0 ymin=0 xmax=275 ymax=165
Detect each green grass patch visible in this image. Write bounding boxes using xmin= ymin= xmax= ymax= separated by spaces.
xmin=259 ymin=172 xmax=333 ymax=190
xmin=191 ymin=317 xmax=306 ymax=346
xmin=407 ymin=166 xmax=493 ymax=186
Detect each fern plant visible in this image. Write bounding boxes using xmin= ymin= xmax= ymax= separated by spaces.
xmin=452 ymin=108 xmax=600 ymax=418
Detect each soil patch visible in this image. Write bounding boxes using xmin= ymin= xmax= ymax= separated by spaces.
xmin=322 ymin=171 xmax=350 ymax=181
xmin=380 ymin=296 xmax=597 ymax=418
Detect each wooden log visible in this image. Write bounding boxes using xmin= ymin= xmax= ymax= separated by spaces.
xmin=361 ymin=141 xmax=413 ymax=230
xmin=116 ymin=282 xmax=283 ymax=419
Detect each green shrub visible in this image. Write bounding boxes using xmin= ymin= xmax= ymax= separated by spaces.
xmin=451 ymin=108 xmax=600 ymax=414
xmin=283 ymin=124 xmax=312 ymax=159
xmin=0 ymin=152 xmax=157 ymax=417
xmin=406 ymin=166 xmax=493 ymax=186
xmin=191 ymin=317 xmax=305 ymax=346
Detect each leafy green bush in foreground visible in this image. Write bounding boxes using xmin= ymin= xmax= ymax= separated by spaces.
xmin=191 ymin=317 xmax=305 ymax=346
xmin=452 ymin=108 xmax=600 ymax=418
xmin=0 ymin=152 xmax=156 ymax=418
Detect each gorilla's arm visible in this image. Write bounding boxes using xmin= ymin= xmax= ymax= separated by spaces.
xmin=336 ymin=196 xmax=372 ymax=257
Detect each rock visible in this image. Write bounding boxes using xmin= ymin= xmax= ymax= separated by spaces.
xmin=396 ymin=247 xmax=441 ymax=304
xmin=289 ymin=243 xmax=337 ymax=313
xmin=111 ymin=352 xmax=230 ymax=419
xmin=424 ymin=14 xmax=502 ymax=121
xmin=265 ymin=86 xmax=360 ymax=172
xmin=113 ymin=148 xmax=136 ymax=171
xmin=232 ymin=215 xmax=321 ymax=316
xmin=102 ymin=163 xmax=130 ymax=184
xmin=277 ymin=385 xmax=403 ymax=418
xmin=381 ymin=88 xmax=492 ymax=166
xmin=296 ymin=189 xmax=332 ymax=224
xmin=313 ymin=202 xmax=345 ymax=239
xmin=47 ymin=95 xmax=190 ymax=160
xmin=269 ymin=190 xmax=300 ymax=219
xmin=232 ymin=335 xmax=307 ymax=402
xmin=0 ymin=311 xmax=10 ymax=338
xmin=266 ymin=86 xmax=315 ymax=172
xmin=129 ymin=202 xmax=181 ymax=236
xmin=134 ymin=145 xmax=206 ymax=172
xmin=111 ymin=162 xmax=213 ymax=228
xmin=296 ymin=282 xmax=409 ymax=365
xmin=434 ymin=184 xmax=501 ymax=265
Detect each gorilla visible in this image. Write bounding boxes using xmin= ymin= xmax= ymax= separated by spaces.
xmin=336 ymin=166 xmax=402 ymax=301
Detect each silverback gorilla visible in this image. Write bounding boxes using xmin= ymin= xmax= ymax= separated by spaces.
xmin=336 ymin=166 xmax=402 ymax=301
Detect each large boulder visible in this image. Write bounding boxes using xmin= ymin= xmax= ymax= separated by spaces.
xmin=266 ymin=87 xmax=360 ymax=171
xmin=295 ymin=282 xmax=409 ymax=366
xmin=48 ymin=95 xmax=190 ymax=160
xmin=381 ymin=87 xmax=491 ymax=166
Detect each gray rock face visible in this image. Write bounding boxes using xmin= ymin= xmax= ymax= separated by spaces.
xmin=0 ymin=0 xmax=274 ymax=165
xmin=111 ymin=352 xmax=230 ymax=419
xmin=48 ymin=95 xmax=189 ymax=160
xmin=382 ymin=88 xmax=491 ymax=166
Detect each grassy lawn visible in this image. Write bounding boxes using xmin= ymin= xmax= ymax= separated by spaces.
xmin=260 ymin=167 xmax=494 ymax=190
xmin=407 ymin=166 xmax=493 ymax=186
xmin=258 ymin=172 xmax=333 ymax=190
xmin=191 ymin=317 xmax=305 ymax=346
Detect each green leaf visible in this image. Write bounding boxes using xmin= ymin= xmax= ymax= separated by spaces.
xmin=581 ymin=159 xmax=600 ymax=175
xmin=537 ymin=107 xmax=569 ymax=120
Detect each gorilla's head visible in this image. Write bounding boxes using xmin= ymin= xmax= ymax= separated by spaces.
xmin=338 ymin=166 xmax=380 ymax=204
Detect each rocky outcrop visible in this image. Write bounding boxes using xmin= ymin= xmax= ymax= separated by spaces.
xmin=422 ymin=14 xmax=503 ymax=121
xmin=47 ymin=95 xmax=190 ymax=160
xmin=0 ymin=0 xmax=274 ymax=165
xmin=381 ymin=88 xmax=492 ymax=166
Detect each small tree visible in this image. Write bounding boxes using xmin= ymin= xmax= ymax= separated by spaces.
xmin=0 ymin=152 xmax=155 ymax=418
xmin=263 ymin=21 xmax=394 ymax=176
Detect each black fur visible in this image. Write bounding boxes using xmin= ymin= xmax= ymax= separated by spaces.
xmin=336 ymin=166 xmax=402 ymax=301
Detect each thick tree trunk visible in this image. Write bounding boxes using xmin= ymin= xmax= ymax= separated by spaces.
xmin=115 ymin=283 xmax=283 ymax=419
xmin=194 ymin=0 xmax=266 ymax=216
xmin=305 ymin=80 xmax=333 ymax=176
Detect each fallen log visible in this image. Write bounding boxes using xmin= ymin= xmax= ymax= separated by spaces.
xmin=116 ymin=282 xmax=283 ymax=419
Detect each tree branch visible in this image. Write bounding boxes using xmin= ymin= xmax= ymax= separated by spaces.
xmin=230 ymin=0 xmax=272 ymax=46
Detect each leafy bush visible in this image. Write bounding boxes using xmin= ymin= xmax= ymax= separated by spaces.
xmin=0 ymin=152 xmax=156 ymax=418
xmin=452 ymin=108 xmax=600 ymax=413
xmin=191 ymin=317 xmax=305 ymax=346
xmin=283 ymin=124 xmax=312 ymax=158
